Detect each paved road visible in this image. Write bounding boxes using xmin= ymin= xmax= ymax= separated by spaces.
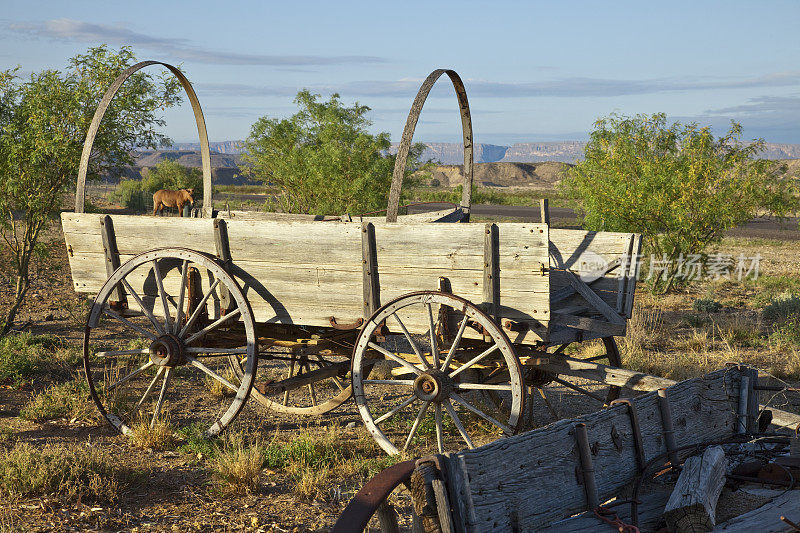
xmin=217 ymin=193 xmax=800 ymax=241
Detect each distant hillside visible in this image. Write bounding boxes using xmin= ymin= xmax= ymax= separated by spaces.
xmin=162 ymin=141 xmax=244 ymax=154
xmin=425 ymin=162 xmax=571 ymax=188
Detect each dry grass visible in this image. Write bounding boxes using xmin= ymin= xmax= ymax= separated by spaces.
xmin=129 ymin=416 xmax=177 ymax=450
xmin=210 ymin=434 xmax=265 ymax=496
xmin=0 ymin=442 xmax=140 ymax=502
xmin=204 ymin=367 xmax=238 ymax=399
xmin=19 ymin=379 xmax=94 ymax=423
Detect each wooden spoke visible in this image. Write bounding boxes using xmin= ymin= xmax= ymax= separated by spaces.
xmin=426 ymin=303 xmax=440 ymax=369
xmin=185 ymin=347 xmax=248 ymax=355
xmin=187 ymin=356 xmax=238 ymax=392
xmin=450 ymin=392 xmax=512 ymax=435
xmin=392 ymin=313 xmax=430 ymax=370
xmin=120 ymin=278 xmax=165 ymax=335
xmin=282 ymin=359 xmax=296 ymax=406
xmin=435 ymin=402 xmax=444 ymax=453
xmin=104 ymin=361 xmax=154 ymax=392
xmin=551 ymin=376 xmax=607 ymax=403
xmin=454 ymin=383 xmax=513 ymax=391
xmin=449 ymin=344 xmax=499 ymax=378
xmin=441 ymin=314 xmax=469 ymax=372
xmin=103 ymin=307 xmax=158 ymax=341
xmin=363 ymin=379 xmax=416 ymax=386
xmin=368 ymin=342 xmax=424 ymax=376
xmin=173 ymin=259 xmax=189 ymax=335
xmin=134 ymin=366 xmax=165 ymax=413
xmin=535 ymin=387 xmax=560 ymax=420
xmin=403 ymin=400 xmax=431 ymax=452
xmin=96 ymin=349 xmax=150 ymax=358
xmin=374 ymin=395 xmax=416 ymax=425
xmin=178 ymin=278 xmax=220 ymax=338
xmin=151 ymin=259 xmax=173 ymax=334
xmin=183 ymin=308 xmax=241 ymax=345
xmin=444 ymin=399 xmax=474 ymax=449
xmin=151 ymin=367 xmax=172 ymax=429
xmin=305 ymin=364 xmax=318 ymax=406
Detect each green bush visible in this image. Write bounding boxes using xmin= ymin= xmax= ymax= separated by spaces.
xmin=19 ymin=380 xmax=93 ymax=422
xmin=141 ymin=159 xmax=202 ymax=194
xmin=0 ymin=333 xmax=75 ymax=387
xmin=763 ymin=294 xmax=800 ymax=322
xmin=108 ymin=179 xmax=147 ymax=211
xmin=693 ymin=298 xmax=722 ymax=313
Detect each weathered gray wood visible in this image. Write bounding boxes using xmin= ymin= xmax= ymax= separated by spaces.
xmin=483 ymin=224 xmax=500 ymax=322
xmin=617 ymin=234 xmax=635 ymax=313
xmin=551 ymin=313 xmax=626 ymax=337
xmin=624 ymin=234 xmax=643 ymax=318
xmin=664 ymin=446 xmax=727 ymax=532
xmin=213 ymin=218 xmax=234 ymax=313
xmin=376 ymin=502 xmax=401 ymax=533
xmin=539 ymin=198 xmax=550 ymax=225
xmin=566 ymin=270 xmax=626 ymax=325
xmin=526 ymin=354 xmax=676 ymax=392
xmin=712 ymin=491 xmax=800 ymax=532
xmin=441 ymin=367 xmax=746 ymax=532
xmin=100 ymin=215 xmax=126 ymax=305
xmin=362 ymin=222 xmax=381 ymax=318
xmin=540 ymin=490 xmax=672 ymax=532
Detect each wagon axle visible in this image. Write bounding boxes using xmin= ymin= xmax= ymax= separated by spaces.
xmin=148 ymin=334 xmax=185 ymax=367
xmin=413 ymin=370 xmax=453 ymax=402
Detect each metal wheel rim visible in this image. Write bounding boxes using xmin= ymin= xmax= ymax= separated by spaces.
xmin=83 ymin=248 xmax=257 ymax=437
xmin=352 ymin=291 xmax=525 ymax=456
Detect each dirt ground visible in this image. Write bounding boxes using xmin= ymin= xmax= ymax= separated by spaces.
xmin=0 ymin=214 xmax=799 ymax=532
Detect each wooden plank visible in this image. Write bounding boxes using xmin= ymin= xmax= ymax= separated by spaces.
xmin=624 ymin=234 xmax=643 ymax=318
xmin=712 ymin=491 xmax=800 ymax=532
xmin=362 ymin=222 xmax=380 ymax=317
xmin=540 ymin=490 xmax=672 ymax=532
xmin=566 ymin=271 xmax=625 ymax=325
xmin=663 ymin=446 xmax=727 ymax=532
xmin=483 ymin=224 xmax=500 ymax=321
xmin=99 ymin=215 xmax=126 ymax=304
xmin=442 ymin=367 xmax=746 ymax=532
xmin=617 ymin=234 xmax=634 ymax=313
xmin=539 ymin=198 xmax=550 ymax=225
xmin=550 ymin=313 xmax=626 ymax=337
xmin=213 ymin=218 xmax=235 ymax=313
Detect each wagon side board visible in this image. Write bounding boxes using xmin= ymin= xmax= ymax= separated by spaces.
xmin=440 ymin=367 xmax=748 ymax=532
xmin=547 ymin=229 xmax=642 ymax=345
xmin=61 ymin=213 xmax=552 ymax=342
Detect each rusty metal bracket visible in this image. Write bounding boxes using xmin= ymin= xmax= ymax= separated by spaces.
xmin=331 ymin=460 xmax=416 ymax=533
xmin=387 ymin=69 xmax=473 ymax=222
xmin=574 ymin=423 xmax=599 ymax=510
xmin=75 ymin=61 xmax=213 ymax=217
xmin=328 ymin=316 xmax=364 ymax=330
xmin=657 ymin=388 xmax=679 ymax=466
xmin=609 ymin=399 xmax=646 ymax=473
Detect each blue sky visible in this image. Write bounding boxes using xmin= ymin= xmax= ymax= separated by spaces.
xmin=3 ymin=1 xmax=800 ymax=144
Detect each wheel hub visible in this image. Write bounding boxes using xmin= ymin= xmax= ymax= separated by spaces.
xmin=413 ymin=370 xmax=453 ymax=402
xmin=149 ymin=334 xmax=184 ymax=367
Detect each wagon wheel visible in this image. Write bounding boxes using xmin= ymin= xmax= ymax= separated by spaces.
xmin=531 ymin=336 xmax=622 ymax=422
xmin=83 ymin=248 xmax=257 ymax=437
xmin=231 ymin=351 xmax=353 ymax=416
xmin=352 ymin=291 xmax=525 ymax=456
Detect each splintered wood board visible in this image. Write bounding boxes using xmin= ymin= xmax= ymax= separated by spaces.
xmin=441 ymin=367 xmax=747 ymax=532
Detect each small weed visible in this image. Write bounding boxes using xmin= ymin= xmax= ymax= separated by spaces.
xmin=0 ymin=427 xmax=13 ymax=443
xmin=693 ymin=298 xmax=722 ymax=313
xmin=176 ymin=423 xmax=219 ymax=459
xmin=129 ymin=417 xmax=176 ymax=450
xmin=210 ymin=434 xmax=265 ymax=495
xmin=0 ymin=442 xmax=141 ymax=502
xmin=677 ymin=330 xmax=711 ymax=353
xmin=769 ymin=318 xmax=800 ymax=348
xmin=19 ymin=379 xmax=93 ymax=423
xmin=204 ymin=368 xmax=237 ymax=399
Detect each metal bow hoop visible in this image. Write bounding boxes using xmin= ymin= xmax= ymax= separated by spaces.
xmin=74 ymin=61 xmax=213 ymax=218
xmin=386 ymin=69 xmax=474 ymax=222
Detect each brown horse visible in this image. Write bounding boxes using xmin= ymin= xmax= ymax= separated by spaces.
xmin=153 ymin=188 xmax=194 ymax=216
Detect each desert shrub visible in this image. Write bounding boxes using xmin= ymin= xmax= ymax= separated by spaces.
xmin=19 ymin=379 xmax=93 ymax=422
xmin=141 ymin=159 xmax=202 ymax=195
xmin=693 ymin=298 xmax=722 ymax=313
xmin=108 ymin=179 xmax=147 ymax=211
xmin=763 ymin=294 xmax=800 ymax=322
xmin=0 ymin=442 xmax=140 ymax=502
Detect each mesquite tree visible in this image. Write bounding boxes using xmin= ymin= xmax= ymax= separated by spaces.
xmin=0 ymin=46 xmax=181 ymax=335
xmin=561 ymin=113 xmax=797 ymax=293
